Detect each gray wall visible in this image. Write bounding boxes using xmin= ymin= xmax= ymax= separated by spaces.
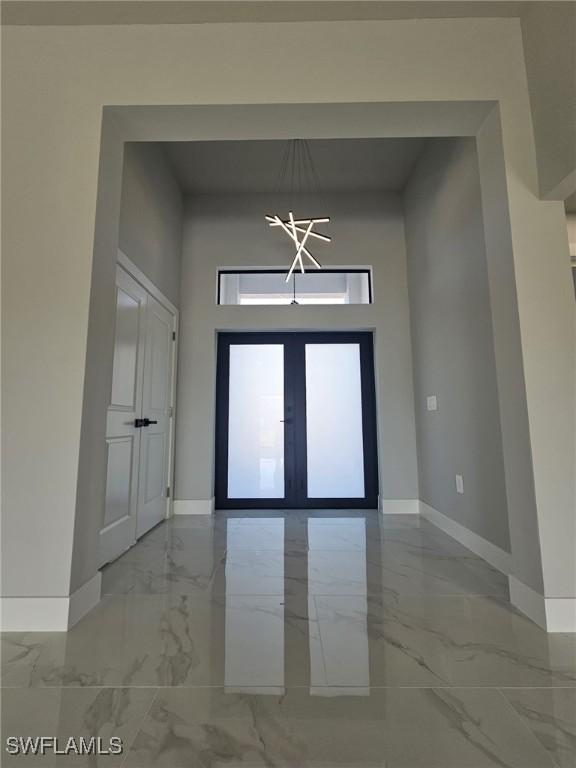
xmin=119 ymin=143 xmax=183 ymax=307
xmin=70 ymin=139 xmax=182 ymax=591
xmin=521 ymin=2 xmax=576 ymax=198
xmin=404 ymin=137 xmax=510 ymax=552
xmin=475 ymin=110 xmax=544 ymax=592
xmin=174 ymin=191 xmax=419 ymax=505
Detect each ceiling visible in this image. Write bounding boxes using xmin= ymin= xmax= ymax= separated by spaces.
xmin=1 ymin=1 xmax=530 ymax=26
xmin=163 ymin=138 xmax=426 ymax=195
xmin=3 ymin=1 xmax=574 ymax=202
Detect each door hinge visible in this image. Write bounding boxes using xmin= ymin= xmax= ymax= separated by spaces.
xmin=172 ymin=331 xmax=176 ymax=341
xmin=168 ymin=405 xmax=173 ymax=417
xmin=166 ymin=486 xmax=171 ymax=498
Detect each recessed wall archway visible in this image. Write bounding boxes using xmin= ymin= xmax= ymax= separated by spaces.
xmin=74 ymin=100 xmax=545 ymax=626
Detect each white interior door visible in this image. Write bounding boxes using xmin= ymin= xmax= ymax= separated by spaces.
xmin=99 ymin=266 xmax=147 ymax=566
xmin=136 ymin=294 xmax=175 ymax=538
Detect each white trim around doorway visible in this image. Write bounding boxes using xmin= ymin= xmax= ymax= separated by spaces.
xmin=117 ymin=250 xmax=178 ymax=315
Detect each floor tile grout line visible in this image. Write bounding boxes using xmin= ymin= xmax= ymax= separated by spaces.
xmin=118 ymin=686 xmax=160 ymax=768
xmin=3 ymin=684 xmax=575 ymax=691
xmin=494 ymin=688 xmax=561 ymax=768
xmin=311 ymin=594 xmax=331 ymax=685
xmin=101 ymin=591 xmax=509 ymax=597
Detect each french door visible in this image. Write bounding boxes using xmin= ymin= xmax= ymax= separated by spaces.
xmin=215 ymin=332 xmax=378 ymax=509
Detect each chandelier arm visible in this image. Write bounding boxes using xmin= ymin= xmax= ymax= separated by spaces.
xmin=267 ymin=217 xmax=329 ymax=258
xmin=288 ymin=210 xmax=298 ymax=242
xmin=293 ymin=220 xmax=314 ymax=257
xmin=285 ymin=251 xmax=304 ymax=282
xmin=267 ymin=222 xmax=330 ymax=242
xmin=304 ymin=251 xmax=322 ymax=269
xmin=273 ymin=215 xmax=301 ymax=248
xmin=272 ymin=218 xmax=322 ymax=266
xmin=293 ymin=220 xmax=322 ymax=270
xmin=267 ymin=217 xmax=329 ymax=224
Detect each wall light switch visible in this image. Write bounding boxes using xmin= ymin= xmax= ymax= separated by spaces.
xmin=455 ymin=474 xmax=464 ymax=494
xmin=427 ymin=395 xmax=438 ymax=411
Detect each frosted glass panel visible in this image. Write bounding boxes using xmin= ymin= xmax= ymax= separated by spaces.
xmin=305 ymin=344 xmax=364 ymax=498
xmin=228 ymin=344 xmax=284 ymax=498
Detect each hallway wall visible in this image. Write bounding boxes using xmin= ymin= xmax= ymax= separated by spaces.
xmin=118 ymin=143 xmax=183 ymax=307
xmin=69 ymin=140 xmax=184 ymax=597
xmin=174 ymin=191 xmax=419 ymax=506
xmin=404 ymin=138 xmax=510 ymax=552
xmin=520 ymin=2 xmax=576 ymax=198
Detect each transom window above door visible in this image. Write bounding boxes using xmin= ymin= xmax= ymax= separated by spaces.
xmin=217 ymin=269 xmax=372 ymax=305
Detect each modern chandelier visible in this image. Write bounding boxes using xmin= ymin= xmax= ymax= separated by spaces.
xmin=265 ymin=139 xmax=331 ymax=283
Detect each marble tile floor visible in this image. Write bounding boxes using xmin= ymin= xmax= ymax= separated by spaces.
xmin=2 ymin=511 xmax=575 ymax=767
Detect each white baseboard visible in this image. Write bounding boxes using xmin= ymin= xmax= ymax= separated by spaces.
xmin=380 ymin=499 xmax=419 ymax=515
xmin=403 ymin=501 xmax=575 ymax=633
xmin=0 ymin=572 xmax=101 ymax=632
xmin=509 ymin=576 xmax=547 ymax=628
xmin=68 ymin=572 xmax=102 ymax=628
xmin=1 ymin=597 xmax=70 ymax=632
xmin=544 ymin=597 xmax=576 ymax=633
xmin=509 ymin=576 xmax=576 ymax=633
xmin=173 ymin=498 xmax=215 ymax=515
xmin=418 ymin=501 xmax=512 ymax=576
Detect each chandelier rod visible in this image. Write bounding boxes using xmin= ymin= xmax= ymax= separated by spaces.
xmin=274 ymin=139 xmax=327 ymax=211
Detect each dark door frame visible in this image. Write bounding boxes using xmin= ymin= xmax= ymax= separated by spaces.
xmin=215 ymin=331 xmax=379 ymax=509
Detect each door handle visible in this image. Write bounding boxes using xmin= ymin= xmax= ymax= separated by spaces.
xmin=146 ymin=419 xmax=158 ymax=426
xmin=134 ymin=418 xmax=159 ymax=428
xmin=280 ymin=419 xmax=292 ymax=424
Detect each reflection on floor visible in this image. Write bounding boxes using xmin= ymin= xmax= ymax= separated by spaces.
xmin=2 ymin=512 xmax=576 ymax=767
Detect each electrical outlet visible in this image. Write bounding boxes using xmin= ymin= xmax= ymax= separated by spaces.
xmin=455 ymin=474 xmax=464 ymax=494
xmin=426 ymin=395 xmax=438 ymax=411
